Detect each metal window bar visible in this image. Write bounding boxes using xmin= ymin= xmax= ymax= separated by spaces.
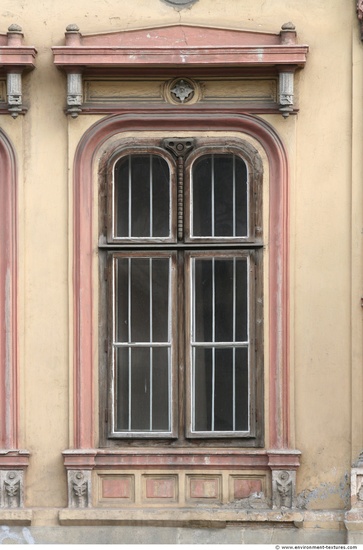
xmin=128 ymin=155 xmax=132 ymax=239
xmin=191 ymin=256 xmax=250 ymax=433
xmin=114 ymin=256 xmax=172 ymax=434
xmin=192 ymin=262 xmax=196 ymax=431
xmin=128 ymin=257 xmax=132 ymax=431
xmin=211 ymin=257 xmax=215 ymax=431
xmin=233 ymin=155 xmax=236 ymax=238
xmin=149 ymin=257 xmax=153 ymax=430
xmin=149 ymin=155 xmax=153 ymax=238
xmin=233 ymin=256 xmax=236 ymax=431
xmin=211 ymin=155 xmax=215 ymax=238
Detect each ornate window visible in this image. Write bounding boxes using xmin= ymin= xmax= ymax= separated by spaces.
xmin=100 ymin=138 xmax=263 ymax=444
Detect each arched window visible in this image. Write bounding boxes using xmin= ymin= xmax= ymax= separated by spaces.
xmin=100 ymin=138 xmax=263 ymax=445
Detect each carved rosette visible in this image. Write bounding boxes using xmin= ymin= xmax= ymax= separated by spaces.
xmin=67 ymin=470 xmax=91 ymax=508
xmin=0 ymin=470 xmax=24 ymax=508
xmin=272 ymin=470 xmax=296 ymax=509
xmin=164 ymin=77 xmax=201 ymax=105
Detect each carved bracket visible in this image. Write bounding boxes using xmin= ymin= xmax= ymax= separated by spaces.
xmin=0 ymin=25 xmax=37 ymax=117
xmin=271 ymin=470 xmax=296 ymax=509
xmin=279 ymin=71 xmax=295 ymax=118
xmin=67 ymin=470 xmax=92 ymax=508
xmin=0 ymin=470 xmax=24 ymax=508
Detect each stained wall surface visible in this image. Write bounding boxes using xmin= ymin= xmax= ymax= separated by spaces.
xmin=0 ymin=0 xmax=362 ymax=543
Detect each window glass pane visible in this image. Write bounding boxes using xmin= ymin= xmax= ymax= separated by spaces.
xmin=194 ymin=259 xmax=212 ymax=343
xmin=116 ymin=258 xmax=129 ymax=343
xmin=191 ymin=254 xmax=250 ymax=434
xmin=192 ymin=154 xmax=248 ymax=238
xmin=152 ymin=156 xmax=170 ymax=237
xmin=235 ymin=347 xmax=249 ymax=431
xmin=130 ymin=347 xmax=151 ymax=431
xmin=192 ymin=156 xmax=212 ymax=236
xmin=193 ymin=348 xmax=212 ymax=431
xmin=131 ymin=258 xmax=150 ymax=343
xmin=214 ymin=348 xmax=234 ymax=431
xmin=193 ymin=257 xmax=248 ymax=344
xmin=115 ymin=347 xmax=129 ymax=431
xmin=152 ymin=347 xmax=170 ymax=431
xmin=215 ymin=259 xmax=234 ymax=342
xmin=114 ymin=154 xmax=170 ymax=239
xmin=192 ymin=346 xmax=249 ymax=433
xmin=113 ymin=254 xmax=172 ymax=434
xmin=152 ymin=258 xmax=170 ymax=343
xmin=236 ymin=259 xmax=248 ymax=342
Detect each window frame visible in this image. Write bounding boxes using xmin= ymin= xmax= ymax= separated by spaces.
xmin=99 ymin=136 xmax=264 ymax=447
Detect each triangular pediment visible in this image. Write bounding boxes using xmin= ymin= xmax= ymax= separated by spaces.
xmin=53 ymin=22 xmax=308 ymax=70
xmin=79 ymin=23 xmax=281 ymax=48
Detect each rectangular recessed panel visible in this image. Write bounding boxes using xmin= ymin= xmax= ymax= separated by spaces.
xmin=187 ymin=476 xmax=221 ymax=501
xmin=102 ymin=476 xmax=134 ymax=499
xmin=232 ymin=477 xmax=263 ymax=500
xmin=144 ymin=476 xmax=178 ymax=501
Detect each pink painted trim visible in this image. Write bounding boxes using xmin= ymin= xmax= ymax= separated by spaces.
xmin=62 ymin=449 xmax=300 ymax=471
xmin=53 ymin=24 xmax=308 ymax=70
xmin=72 ymin=111 xmax=290 ymax=451
xmin=0 ymin=28 xmax=36 ymax=69
xmin=0 ymin=129 xmax=18 ymax=449
xmin=0 ymin=450 xmax=30 ymax=469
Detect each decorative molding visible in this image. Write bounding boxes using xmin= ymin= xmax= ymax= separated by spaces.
xmin=279 ymin=71 xmax=294 ymax=117
xmin=0 ymin=25 xmax=37 ymax=117
xmin=0 ymin=470 xmax=24 ymax=508
xmin=67 ymin=470 xmax=92 ymax=508
xmin=0 ymin=130 xmax=18 ymax=450
xmin=272 ymin=470 xmax=296 ymax=509
xmin=67 ymin=72 xmax=83 ymax=117
xmin=53 ymin=23 xmax=308 ymax=117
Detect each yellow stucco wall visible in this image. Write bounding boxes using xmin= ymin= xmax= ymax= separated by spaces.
xmin=0 ymin=0 xmax=361 ymax=531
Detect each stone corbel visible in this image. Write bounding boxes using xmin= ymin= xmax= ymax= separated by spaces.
xmin=67 ymin=470 xmax=92 ymax=508
xmin=268 ymin=450 xmax=301 ymax=509
xmin=64 ymin=25 xmax=83 ymax=117
xmin=66 ymin=71 xmax=83 ymax=117
xmin=278 ymin=70 xmax=295 ymax=118
xmin=0 ymin=470 xmax=24 ymax=508
xmin=0 ymin=451 xmax=30 ymax=509
xmin=6 ymin=26 xmax=25 ymax=118
xmin=278 ymin=23 xmax=298 ymax=118
xmin=7 ymin=70 xmax=23 ymax=118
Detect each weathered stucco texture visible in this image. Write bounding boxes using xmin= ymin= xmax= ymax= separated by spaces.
xmin=0 ymin=0 xmax=362 ymax=543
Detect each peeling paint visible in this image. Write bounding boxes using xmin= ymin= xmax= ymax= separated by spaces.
xmin=297 ymin=473 xmax=350 ymax=510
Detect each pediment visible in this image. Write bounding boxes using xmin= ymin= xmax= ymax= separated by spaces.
xmin=78 ymin=24 xmax=282 ymax=48
xmin=53 ymin=22 xmax=308 ymax=118
xmin=53 ymin=22 xmax=308 ymax=70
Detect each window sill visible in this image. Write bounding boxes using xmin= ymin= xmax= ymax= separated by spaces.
xmin=0 ymin=509 xmax=32 ymax=526
xmin=58 ymin=507 xmax=304 ymax=527
xmin=62 ymin=448 xmax=301 ymax=470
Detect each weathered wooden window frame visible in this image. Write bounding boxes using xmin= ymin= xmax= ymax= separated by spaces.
xmin=99 ymin=137 xmax=263 ymax=446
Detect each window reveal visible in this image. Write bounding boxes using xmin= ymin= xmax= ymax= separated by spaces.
xmin=104 ymin=139 xmax=263 ymax=442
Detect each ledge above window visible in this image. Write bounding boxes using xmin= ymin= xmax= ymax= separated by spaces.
xmin=52 ymin=22 xmax=308 ymax=117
